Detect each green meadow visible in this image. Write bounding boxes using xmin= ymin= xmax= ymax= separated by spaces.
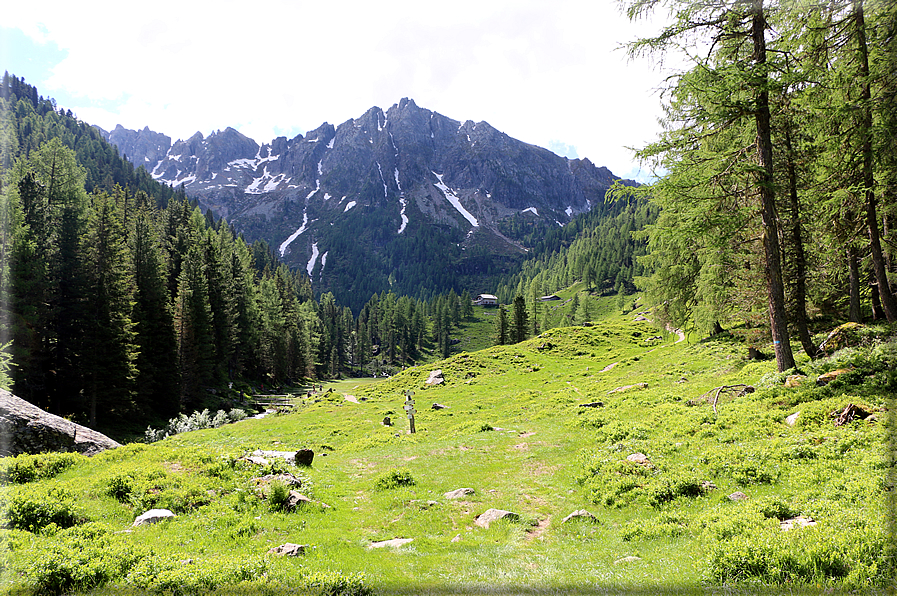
xmin=1 ymin=302 xmax=893 ymax=595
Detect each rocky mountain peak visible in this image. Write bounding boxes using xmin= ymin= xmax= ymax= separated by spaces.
xmin=102 ymin=99 xmax=632 ymax=309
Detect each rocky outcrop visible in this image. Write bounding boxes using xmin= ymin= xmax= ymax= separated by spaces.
xmin=0 ymin=390 xmax=120 ymax=456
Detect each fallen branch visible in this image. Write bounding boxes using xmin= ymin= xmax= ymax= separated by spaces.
xmin=687 ymin=384 xmax=755 ymax=416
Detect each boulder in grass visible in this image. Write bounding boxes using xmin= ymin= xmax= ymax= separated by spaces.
xmin=561 ymin=510 xmax=598 ymax=523
xmin=368 ymin=538 xmax=414 ymax=549
xmin=626 ymin=453 xmax=652 ymax=467
xmin=818 ymin=322 xmax=865 ymax=356
xmin=780 ymin=516 xmax=817 ymax=531
xmin=295 ymin=449 xmax=314 ymax=466
xmin=444 ymin=488 xmax=475 ymax=500
xmin=475 ymin=508 xmax=518 ymax=528
xmin=267 ymin=543 xmax=308 ymax=556
xmin=133 ymin=509 xmax=176 ymax=527
xmin=426 ymin=370 xmax=445 ymax=386
xmin=0 ymin=390 xmax=120 ymax=456
xmin=816 ymin=369 xmax=852 ymax=387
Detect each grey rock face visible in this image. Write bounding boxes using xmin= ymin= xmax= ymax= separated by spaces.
xmin=0 ymin=390 xmax=121 ymax=456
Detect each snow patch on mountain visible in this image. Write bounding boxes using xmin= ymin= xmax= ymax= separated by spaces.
xmin=377 ymin=163 xmax=388 ymax=198
xmin=523 ymin=207 xmax=538 ymax=216
xmin=432 ymin=172 xmax=478 ymax=228
xmin=565 ymin=206 xmax=573 ymax=217
xmin=247 ymin=166 xmax=289 ymax=194
xmin=344 ymin=201 xmax=357 ymax=212
xmin=397 ymin=197 xmax=408 ymax=234
xmin=306 ymin=242 xmax=320 ymax=276
xmin=279 ymin=212 xmax=309 ymax=257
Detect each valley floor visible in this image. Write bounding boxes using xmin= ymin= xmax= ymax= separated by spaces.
xmin=1 ymin=310 xmax=893 ymax=595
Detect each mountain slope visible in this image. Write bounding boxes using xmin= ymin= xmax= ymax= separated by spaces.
xmin=100 ymin=99 xmax=632 ymax=310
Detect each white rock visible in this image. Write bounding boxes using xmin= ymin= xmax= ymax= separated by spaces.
xmin=780 ymin=516 xmax=816 ymax=531
xmin=561 ymin=510 xmax=597 ymax=523
xmin=369 ymin=538 xmax=414 ymax=549
xmin=444 ymin=488 xmax=475 ymax=499
xmin=133 ymin=509 xmax=176 ymax=527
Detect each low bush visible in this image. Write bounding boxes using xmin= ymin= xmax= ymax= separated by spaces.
xmin=125 ymin=555 xmax=268 ymax=595
xmin=621 ymin=511 xmax=690 ymax=541
xmin=267 ymin=479 xmax=291 ymax=512
xmin=145 ymin=408 xmax=249 ymax=443
xmin=704 ymin=448 xmax=779 ymax=485
xmin=15 ymin=523 xmax=150 ymax=595
xmin=0 ymin=452 xmax=83 ymax=484
xmin=373 ymin=468 xmax=415 ymax=490
xmin=1 ymin=485 xmax=82 ymax=532
xmin=303 ymin=570 xmax=373 ymax=596
xmin=704 ymin=523 xmax=890 ymax=589
xmin=104 ymin=472 xmax=136 ymax=502
xmin=646 ymin=476 xmax=707 ymax=507
xmin=755 ymin=497 xmax=800 ymax=520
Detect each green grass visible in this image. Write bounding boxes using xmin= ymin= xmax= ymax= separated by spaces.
xmin=1 ymin=300 xmax=893 ymax=595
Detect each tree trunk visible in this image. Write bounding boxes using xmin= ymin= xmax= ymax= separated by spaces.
xmin=847 ymin=245 xmax=863 ymax=322
xmin=784 ymin=126 xmax=817 ymax=358
xmin=871 ymin=273 xmax=886 ymax=320
xmin=854 ymin=0 xmax=897 ymax=322
xmin=752 ymin=0 xmax=796 ymax=371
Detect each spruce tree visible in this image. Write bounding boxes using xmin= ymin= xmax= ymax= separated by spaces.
xmin=82 ymin=189 xmax=138 ymax=426
xmin=511 ymin=295 xmax=528 ymax=344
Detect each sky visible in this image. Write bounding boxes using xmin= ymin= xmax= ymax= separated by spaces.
xmin=2 ymin=0 xmax=674 ymax=182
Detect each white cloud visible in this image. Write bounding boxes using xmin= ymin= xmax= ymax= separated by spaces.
xmin=5 ymin=0 xmax=674 ymax=177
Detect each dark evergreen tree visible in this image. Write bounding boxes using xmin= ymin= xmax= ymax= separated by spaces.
xmin=82 ymin=189 xmax=138 ymax=426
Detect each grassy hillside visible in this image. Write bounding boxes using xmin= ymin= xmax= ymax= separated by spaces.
xmin=1 ymin=302 xmax=893 ymax=595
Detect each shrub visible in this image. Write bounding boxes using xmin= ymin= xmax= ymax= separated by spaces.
xmin=303 ymin=570 xmax=373 ymax=596
xmin=587 ymin=477 xmax=641 ymax=508
xmin=125 ymin=555 xmax=268 ymax=595
xmin=647 ymin=477 xmax=706 ymax=508
xmin=2 ymin=485 xmax=81 ymax=532
xmin=104 ymin=473 xmax=136 ymax=502
xmin=595 ymin=421 xmax=650 ymax=443
xmin=704 ymin=524 xmax=890 ymax=589
xmin=373 ymin=469 xmax=416 ymax=490
xmin=267 ymin=480 xmax=291 ymax=512
xmin=755 ymin=497 xmax=799 ymax=520
xmin=621 ymin=511 xmax=690 ymax=541
xmin=14 ymin=523 xmax=150 ymax=595
xmin=705 ymin=449 xmax=779 ymax=485
xmin=145 ymin=408 xmax=249 ymax=442
xmin=0 ymin=452 xmax=82 ymax=484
